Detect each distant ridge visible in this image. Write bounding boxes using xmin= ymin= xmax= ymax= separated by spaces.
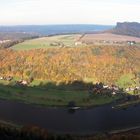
xmin=109 ymin=22 xmax=140 ymax=37
xmin=0 ymin=25 xmax=113 ymax=35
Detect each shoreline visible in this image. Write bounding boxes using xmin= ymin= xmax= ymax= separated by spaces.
xmin=0 ymin=97 xmax=115 ymax=110
xmin=1 ymin=118 xmax=140 ymax=136
xmin=108 ymin=126 xmax=140 ymax=135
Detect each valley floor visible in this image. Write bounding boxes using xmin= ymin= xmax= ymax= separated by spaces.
xmin=0 ymin=82 xmax=120 ymax=108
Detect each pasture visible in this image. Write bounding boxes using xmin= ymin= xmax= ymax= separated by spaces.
xmin=81 ymin=33 xmax=140 ymax=43
xmin=12 ymin=34 xmax=81 ymax=50
xmin=12 ymin=33 xmax=140 ymax=50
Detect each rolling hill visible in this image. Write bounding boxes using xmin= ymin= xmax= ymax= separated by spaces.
xmin=1 ymin=45 xmax=140 ymax=88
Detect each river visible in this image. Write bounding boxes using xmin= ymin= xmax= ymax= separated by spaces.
xmin=0 ymin=100 xmax=140 ymax=134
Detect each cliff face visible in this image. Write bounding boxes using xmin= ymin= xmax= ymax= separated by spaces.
xmin=110 ymin=22 xmax=140 ymax=37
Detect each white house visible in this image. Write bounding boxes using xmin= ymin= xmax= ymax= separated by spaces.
xmin=0 ymin=77 xmax=3 ymax=80
xmin=103 ymin=85 xmax=109 ymax=89
xmin=112 ymin=92 xmax=116 ymax=95
xmin=75 ymin=41 xmax=82 ymax=46
xmin=21 ymin=80 xmax=28 ymax=85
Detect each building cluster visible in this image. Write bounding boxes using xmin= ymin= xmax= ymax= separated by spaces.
xmin=0 ymin=76 xmax=13 ymax=81
xmin=126 ymin=41 xmax=136 ymax=46
xmin=126 ymin=87 xmax=140 ymax=94
xmin=89 ymin=82 xmax=121 ymax=96
xmin=0 ymin=40 xmax=10 ymax=44
xmin=50 ymin=42 xmax=64 ymax=47
xmin=0 ymin=76 xmax=28 ymax=86
xmin=75 ymin=40 xmax=137 ymax=46
xmin=16 ymin=80 xmax=28 ymax=86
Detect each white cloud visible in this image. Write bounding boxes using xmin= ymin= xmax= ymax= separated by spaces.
xmin=0 ymin=0 xmax=140 ymax=25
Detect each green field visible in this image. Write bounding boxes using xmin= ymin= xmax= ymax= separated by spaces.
xmin=12 ymin=34 xmax=81 ymax=50
xmin=0 ymin=80 xmax=120 ymax=107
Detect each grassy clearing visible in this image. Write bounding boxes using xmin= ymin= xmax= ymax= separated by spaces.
xmin=12 ymin=34 xmax=81 ymax=50
xmin=116 ymin=74 xmax=135 ymax=89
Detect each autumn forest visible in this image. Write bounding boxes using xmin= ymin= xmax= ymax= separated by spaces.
xmin=0 ymin=45 xmax=140 ymax=88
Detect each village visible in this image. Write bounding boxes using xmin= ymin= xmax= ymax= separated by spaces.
xmin=0 ymin=76 xmax=28 ymax=86
xmin=74 ymin=40 xmax=136 ymax=46
xmin=48 ymin=39 xmax=137 ymax=48
xmin=0 ymin=75 xmax=140 ymax=99
xmin=77 ymin=33 xmax=139 ymax=46
xmin=88 ymin=82 xmax=140 ymax=108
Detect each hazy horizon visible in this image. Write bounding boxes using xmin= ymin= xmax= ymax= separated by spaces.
xmin=0 ymin=0 xmax=140 ymax=25
xmin=0 ymin=24 xmax=115 ymax=26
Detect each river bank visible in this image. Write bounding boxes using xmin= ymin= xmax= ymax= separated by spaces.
xmin=1 ymin=119 xmax=140 ymax=140
xmin=0 ymin=83 xmax=122 ymax=108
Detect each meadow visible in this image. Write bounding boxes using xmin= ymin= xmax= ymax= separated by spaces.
xmin=0 ymin=80 xmax=120 ymax=107
xmin=12 ymin=33 xmax=140 ymax=50
xmin=12 ymin=34 xmax=81 ymax=50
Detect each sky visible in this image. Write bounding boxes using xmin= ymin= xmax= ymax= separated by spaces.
xmin=0 ymin=0 xmax=140 ymax=25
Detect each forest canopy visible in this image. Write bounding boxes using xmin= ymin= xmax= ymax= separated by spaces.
xmin=0 ymin=45 xmax=140 ymax=87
